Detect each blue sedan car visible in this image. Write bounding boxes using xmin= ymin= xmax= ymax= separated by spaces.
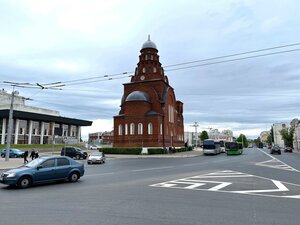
xmin=0 ymin=156 xmax=84 ymax=188
xmin=1 ymin=148 xmax=25 ymax=158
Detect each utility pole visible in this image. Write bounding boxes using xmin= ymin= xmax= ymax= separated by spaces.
xmin=5 ymin=86 xmax=16 ymax=161
xmin=191 ymin=122 xmax=199 ymax=150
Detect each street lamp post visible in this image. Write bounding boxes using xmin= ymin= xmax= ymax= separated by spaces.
xmin=191 ymin=122 xmax=199 ymax=150
xmin=5 ymin=87 xmax=16 ymax=161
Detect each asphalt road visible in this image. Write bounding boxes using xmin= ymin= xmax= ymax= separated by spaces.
xmin=1 ymin=148 xmax=299 ymax=225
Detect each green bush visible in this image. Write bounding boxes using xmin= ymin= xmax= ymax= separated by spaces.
xmin=100 ymin=147 xmax=142 ymax=155
xmin=99 ymin=146 xmax=192 ymax=155
xmin=174 ymin=147 xmax=192 ymax=153
xmin=148 ymin=148 xmax=167 ymax=154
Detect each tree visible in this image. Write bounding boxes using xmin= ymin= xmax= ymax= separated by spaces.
xmin=280 ymin=128 xmax=294 ymax=148
xmin=199 ymin=130 xmax=209 ymax=141
xmin=270 ymin=127 xmax=274 ymax=143
xmin=266 ymin=134 xmax=272 ymax=145
xmin=236 ymin=134 xmax=248 ymax=147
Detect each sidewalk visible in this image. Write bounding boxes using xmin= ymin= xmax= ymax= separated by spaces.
xmin=0 ymin=150 xmax=203 ymax=170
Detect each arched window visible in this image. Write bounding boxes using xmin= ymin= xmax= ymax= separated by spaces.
xmin=130 ymin=123 xmax=135 ymax=135
xmin=118 ymin=124 xmax=122 ymax=136
xmin=151 ymin=55 xmax=153 ymax=60
xmin=142 ymin=67 xmax=146 ymax=73
xmin=153 ymin=67 xmax=157 ymax=73
xmin=148 ymin=123 xmax=153 ymax=135
xmin=138 ymin=123 xmax=143 ymax=135
xmin=125 ymin=124 xmax=128 ymax=135
xmin=145 ymin=55 xmax=148 ymax=60
xmin=160 ymin=123 xmax=162 ymax=135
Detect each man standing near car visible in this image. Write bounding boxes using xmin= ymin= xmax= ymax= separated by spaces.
xmin=30 ymin=150 xmax=35 ymax=160
xmin=24 ymin=150 xmax=29 ymax=164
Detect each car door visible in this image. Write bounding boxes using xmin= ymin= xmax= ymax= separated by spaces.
xmin=34 ymin=159 xmax=56 ymax=182
xmin=55 ymin=158 xmax=71 ymax=179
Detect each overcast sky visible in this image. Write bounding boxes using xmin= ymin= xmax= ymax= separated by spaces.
xmin=1 ymin=0 xmax=300 ymax=140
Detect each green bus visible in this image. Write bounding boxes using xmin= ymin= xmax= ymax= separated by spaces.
xmin=225 ymin=141 xmax=243 ymax=155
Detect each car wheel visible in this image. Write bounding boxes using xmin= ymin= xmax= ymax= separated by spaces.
xmin=13 ymin=154 xmax=18 ymax=158
xmin=1 ymin=154 xmax=4 ymax=158
xmin=76 ymin=155 xmax=80 ymax=160
xmin=69 ymin=172 xmax=79 ymax=182
xmin=18 ymin=176 xmax=32 ymax=189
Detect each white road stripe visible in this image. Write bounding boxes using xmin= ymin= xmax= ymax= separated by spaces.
xmin=257 ymin=149 xmax=299 ymax=172
xmin=184 ymin=183 xmax=206 ymax=189
xmin=232 ymin=180 xmax=288 ymax=193
xmin=132 ymin=166 xmax=173 ymax=172
xmin=208 ymin=182 xmax=232 ymax=191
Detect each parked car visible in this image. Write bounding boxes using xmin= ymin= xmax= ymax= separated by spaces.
xmin=1 ymin=148 xmax=25 ymax=158
xmin=270 ymin=145 xmax=281 ymax=155
xmin=284 ymin=147 xmax=293 ymax=153
xmin=89 ymin=145 xmax=101 ymax=150
xmin=0 ymin=156 xmax=84 ymax=188
xmin=61 ymin=147 xmax=88 ymax=160
xmin=87 ymin=152 xmax=106 ymax=164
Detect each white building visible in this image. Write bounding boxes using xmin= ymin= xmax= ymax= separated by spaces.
xmin=272 ymin=122 xmax=290 ymax=147
xmin=184 ymin=131 xmax=195 ymax=146
xmin=0 ymin=90 xmax=92 ymax=145
xmin=260 ymin=131 xmax=270 ymax=143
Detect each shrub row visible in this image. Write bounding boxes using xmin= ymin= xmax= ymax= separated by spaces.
xmin=100 ymin=146 xmax=193 ymax=155
xmin=101 ymin=147 xmax=142 ymax=155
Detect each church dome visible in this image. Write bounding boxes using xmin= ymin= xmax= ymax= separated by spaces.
xmin=141 ymin=35 xmax=157 ymax=50
xmin=125 ymin=91 xmax=151 ymax=102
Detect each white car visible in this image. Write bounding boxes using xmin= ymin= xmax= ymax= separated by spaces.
xmin=87 ymin=152 xmax=106 ymax=164
xmin=89 ymin=145 xmax=101 ymax=150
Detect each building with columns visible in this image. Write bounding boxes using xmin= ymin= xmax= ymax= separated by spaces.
xmin=113 ymin=37 xmax=184 ymax=148
xmin=0 ymin=90 xmax=92 ymax=145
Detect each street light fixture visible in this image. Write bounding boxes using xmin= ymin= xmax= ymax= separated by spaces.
xmin=191 ymin=122 xmax=199 ymax=150
xmin=5 ymin=86 xmax=16 ymax=161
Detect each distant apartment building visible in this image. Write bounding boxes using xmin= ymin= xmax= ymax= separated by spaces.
xmin=260 ymin=131 xmax=270 ymax=143
xmin=208 ymin=129 xmax=233 ymax=142
xmin=89 ymin=131 xmax=114 ymax=145
xmin=272 ymin=122 xmax=290 ymax=147
xmin=0 ymin=90 xmax=92 ymax=145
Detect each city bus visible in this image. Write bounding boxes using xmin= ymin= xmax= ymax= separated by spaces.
xmin=225 ymin=141 xmax=243 ymax=155
xmin=203 ymin=139 xmax=221 ymax=155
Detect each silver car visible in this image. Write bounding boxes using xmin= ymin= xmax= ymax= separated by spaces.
xmin=87 ymin=152 xmax=106 ymax=164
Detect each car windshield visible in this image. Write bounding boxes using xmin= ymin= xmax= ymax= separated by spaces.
xmin=25 ymin=158 xmax=45 ymax=168
xmin=90 ymin=152 xmax=102 ymax=156
xmin=13 ymin=149 xmax=22 ymax=152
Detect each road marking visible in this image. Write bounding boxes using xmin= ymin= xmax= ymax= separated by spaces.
xmin=208 ymin=182 xmax=232 ymax=191
xmin=150 ymin=170 xmax=300 ymax=200
xmin=232 ymin=180 xmax=288 ymax=193
xmin=285 ymin=195 xmax=300 ymax=199
xmin=256 ymin=149 xmax=299 ymax=172
xmin=132 ymin=166 xmax=173 ymax=172
xmin=184 ymin=183 xmax=206 ymax=189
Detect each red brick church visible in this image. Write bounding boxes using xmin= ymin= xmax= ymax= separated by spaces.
xmin=113 ymin=37 xmax=184 ymax=148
